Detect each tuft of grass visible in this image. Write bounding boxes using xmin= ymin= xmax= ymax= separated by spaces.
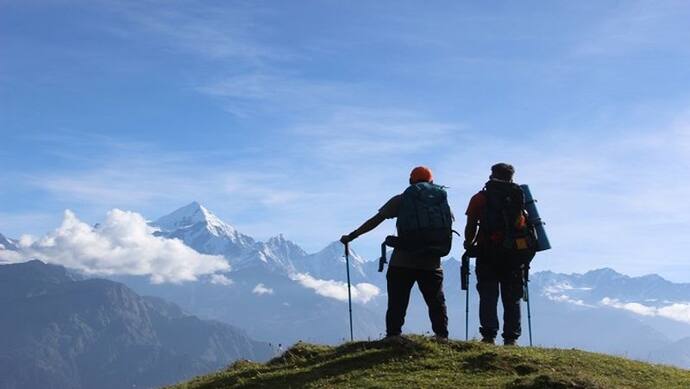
xmin=168 ymin=335 xmax=690 ymax=389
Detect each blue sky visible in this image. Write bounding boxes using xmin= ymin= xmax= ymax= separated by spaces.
xmin=2 ymin=1 xmax=690 ymax=281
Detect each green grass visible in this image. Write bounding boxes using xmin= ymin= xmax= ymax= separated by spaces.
xmin=169 ymin=336 xmax=690 ymax=388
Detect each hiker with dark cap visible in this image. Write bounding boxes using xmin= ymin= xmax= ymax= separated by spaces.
xmin=341 ymin=166 xmax=453 ymax=341
xmin=464 ymin=163 xmax=535 ymax=346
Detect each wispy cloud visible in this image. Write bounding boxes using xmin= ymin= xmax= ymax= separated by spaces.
xmin=572 ymin=1 xmax=690 ymax=57
xmin=198 ymin=73 xmax=359 ymax=116
xmin=104 ymin=0 xmax=285 ymax=62
xmin=291 ymin=107 xmax=461 ymax=160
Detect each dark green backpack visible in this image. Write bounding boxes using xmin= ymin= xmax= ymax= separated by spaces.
xmin=396 ymin=182 xmax=453 ymax=257
xmin=481 ymin=180 xmax=537 ymax=261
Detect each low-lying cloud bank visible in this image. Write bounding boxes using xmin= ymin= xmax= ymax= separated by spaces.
xmin=6 ymin=209 xmax=229 ymax=283
xmin=291 ymin=272 xmax=380 ymax=304
xmin=601 ymin=297 xmax=690 ymax=324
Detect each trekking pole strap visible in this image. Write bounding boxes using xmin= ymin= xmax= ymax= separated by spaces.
xmin=523 ymin=266 xmax=533 ymax=346
xmin=460 ymin=252 xmax=471 ymax=341
xmin=522 ymin=266 xmax=530 ymax=302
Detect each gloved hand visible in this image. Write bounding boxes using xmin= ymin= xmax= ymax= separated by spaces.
xmin=340 ymin=234 xmax=353 ymax=244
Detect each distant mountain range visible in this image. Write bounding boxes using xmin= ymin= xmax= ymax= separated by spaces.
xmin=1 ymin=202 xmax=689 ymax=372
xmin=121 ymin=202 xmax=377 ymax=345
xmin=0 ymin=260 xmax=274 ymax=389
xmin=151 ymin=201 xmax=367 ymax=278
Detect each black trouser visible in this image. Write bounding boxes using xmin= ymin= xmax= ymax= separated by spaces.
xmin=385 ymin=265 xmax=448 ymax=338
xmin=475 ymin=247 xmax=526 ymax=341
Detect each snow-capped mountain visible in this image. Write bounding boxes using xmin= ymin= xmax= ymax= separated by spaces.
xmin=533 ymin=267 xmax=690 ymax=308
xmin=0 ymin=233 xmax=17 ymax=251
xmin=152 ymin=201 xmax=255 ymax=259
xmin=233 ymin=234 xmax=306 ymax=273
xmin=107 ymin=202 xmax=383 ymax=344
xmin=152 ymin=202 xmax=361 ymax=277
xmin=292 ymin=241 xmax=367 ymax=282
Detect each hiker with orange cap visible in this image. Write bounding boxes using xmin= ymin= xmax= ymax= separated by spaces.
xmin=341 ymin=166 xmax=454 ymax=341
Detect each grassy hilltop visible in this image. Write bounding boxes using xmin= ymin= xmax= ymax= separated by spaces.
xmin=170 ymin=336 xmax=690 ymax=389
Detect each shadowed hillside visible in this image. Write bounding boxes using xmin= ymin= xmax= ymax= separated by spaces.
xmin=169 ymin=336 xmax=690 ymax=389
xmin=0 ymin=260 xmax=274 ymax=389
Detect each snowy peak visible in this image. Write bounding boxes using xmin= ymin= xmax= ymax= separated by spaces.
xmin=232 ymin=234 xmax=305 ymax=274
xmin=152 ymin=202 xmax=255 ymax=259
xmin=266 ymin=234 xmax=307 ymax=259
xmin=317 ymin=241 xmax=365 ymax=264
xmin=154 ymin=201 xmax=233 ymax=236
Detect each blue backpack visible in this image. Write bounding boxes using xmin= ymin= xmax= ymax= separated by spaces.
xmin=395 ymin=182 xmax=454 ymax=257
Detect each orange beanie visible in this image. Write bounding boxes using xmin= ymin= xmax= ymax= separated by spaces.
xmin=410 ymin=166 xmax=433 ymax=183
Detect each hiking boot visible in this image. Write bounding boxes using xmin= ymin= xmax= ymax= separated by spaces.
xmin=480 ymin=337 xmax=495 ymax=345
xmin=434 ymin=334 xmax=449 ymax=343
xmin=503 ymin=338 xmax=517 ymax=346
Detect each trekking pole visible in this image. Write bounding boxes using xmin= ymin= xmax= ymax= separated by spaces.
xmin=465 ymin=274 xmax=470 ymax=341
xmin=344 ymin=242 xmax=354 ymax=342
xmin=460 ymin=252 xmax=470 ymax=341
xmin=523 ymin=266 xmax=533 ymax=346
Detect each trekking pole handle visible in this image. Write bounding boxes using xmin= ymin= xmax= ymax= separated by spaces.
xmin=460 ymin=253 xmax=470 ymax=291
xmin=378 ymin=242 xmax=387 ymax=272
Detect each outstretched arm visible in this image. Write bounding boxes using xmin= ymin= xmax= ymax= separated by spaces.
xmin=340 ymin=213 xmax=386 ymax=244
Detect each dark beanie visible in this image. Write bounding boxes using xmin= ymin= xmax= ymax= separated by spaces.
xmin=491 ymin=163 xmax=515 ymax=180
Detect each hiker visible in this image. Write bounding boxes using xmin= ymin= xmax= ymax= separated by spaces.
xmin=464 ymin=163 xmax=535 ymax=346
xmin=340 ymin=166 xmax=452 ymax=341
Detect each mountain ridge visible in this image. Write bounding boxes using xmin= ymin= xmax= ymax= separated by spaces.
xmin=0 ymin=260 xmax=275 ymax=389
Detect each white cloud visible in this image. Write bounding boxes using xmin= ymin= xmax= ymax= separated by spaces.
xmin=657 ymin=303 xmax=690 ymax=324
xmin=546 ymin=293 xmax=591 ymax=307
xmin=600 ymin=297 xmax=690 ymax=324
xmin=541 ymin=282 xmax=595 ymax=307
xmin=210 ymin=274 xmax=233 ymax=286
xmin=291 ymin=272 xmax=380 ymax=304
xmin=0 ymin=249 xmax=23 ymax=263
xmin=252 ymin=283 xmax=274 ymax=295
xmin=13 ymin=209 xmax=229 ymax=284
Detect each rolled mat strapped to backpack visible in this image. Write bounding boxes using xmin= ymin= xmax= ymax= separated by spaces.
xmin=520 ymin=184 xmax=551 ymax=252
